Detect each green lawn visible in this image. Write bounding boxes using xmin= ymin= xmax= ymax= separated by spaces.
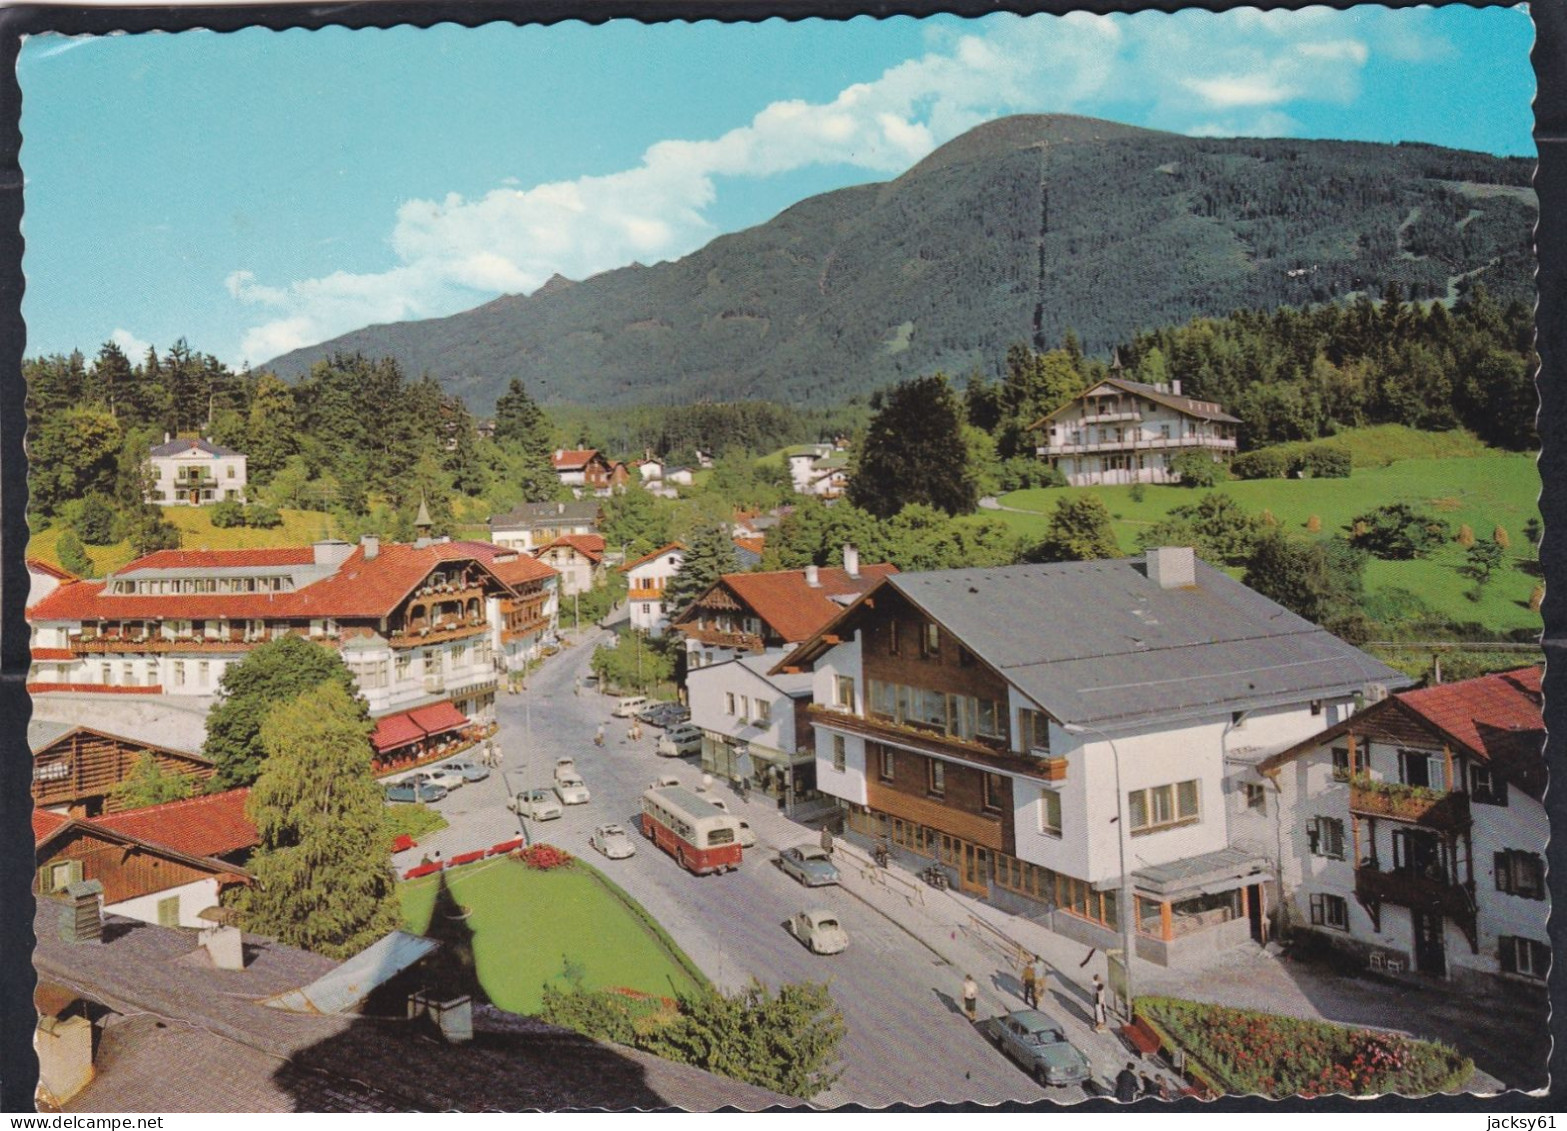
xmin=398 ymin=856 xmax=704 ymax=1015
xmin=991 ymin=451 xmax=1542 ymax=633
xmin=28 ymin=506 xmax=341 ymax=576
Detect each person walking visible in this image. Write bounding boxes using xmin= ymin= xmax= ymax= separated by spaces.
xmin=820 ymin=826 xmax=835 ymax=857
xmin=1092 ymin=974 xmax=1108 ymax=1031
xmin=1115 ymin=1062 xmax=1140 ymax=1103
xmin=594 ymin=723 xmax=605 ymax=747
xmin=1020 ymin=956 xmax=1038 ymax=1008
xmin=961 ymin=974 xmax=978 ymax=1022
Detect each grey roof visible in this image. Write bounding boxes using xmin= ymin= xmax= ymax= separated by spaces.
xmin=1130 ymin=846 xmax=1270 ymax=897
xmin=733 ymin=653 xmax=815 ymax=697
xmin=888 ymin=557 xmax=1410 ymax=729
xmin=28 ymin=717 xmax=203 ymax=757
xmin=490 ymin=500 xmax=600 ymax=530
xmin=28 ymin=718 xmax=74 ymax=752
xmin=149 ymin=438 xmax=243 ymax=458
xmin=34 ymin=900 xmax=795 ymax=1112
xmin=732 ymin=541 xmax=763 ymax=569
xmin=264 ymin=930 xmax=438 ymax=1014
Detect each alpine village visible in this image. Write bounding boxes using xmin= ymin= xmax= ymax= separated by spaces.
xmin=25 ymin=116 xmax=1547 ymax=1110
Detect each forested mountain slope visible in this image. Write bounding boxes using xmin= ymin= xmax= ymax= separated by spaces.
xmin=263 ymin=115 xmax=1535 ymax=410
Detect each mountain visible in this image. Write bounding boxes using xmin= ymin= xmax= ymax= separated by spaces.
xmin=262 ymin=115 xmax=1537 ymax=410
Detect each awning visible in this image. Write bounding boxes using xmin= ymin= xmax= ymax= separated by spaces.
xmin=1129 ymin=846 xmax=1270 ymax=899
xmin=410 ymin=701 xmax=469 ymax=736
xmin=371 ymin=712 xmax=425 ymax=752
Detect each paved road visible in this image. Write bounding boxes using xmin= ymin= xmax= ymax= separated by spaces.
xmin=402 ymin=634 xmax=1078 ymax=1108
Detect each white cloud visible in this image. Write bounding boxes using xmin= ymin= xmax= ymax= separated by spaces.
xmin=230 ymin=7 xmax=1433 ymax=362
xmin=110 ymin=328 xmax=151 ymax=360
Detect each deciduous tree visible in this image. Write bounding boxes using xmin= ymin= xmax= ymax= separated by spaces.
xmin=1026 ymin=494 xmax=1121 ymax=562
xmin=238 ymin=681 xmax=400 ymax=960
xmin=108 ymin=752 xmax=193 ymax=810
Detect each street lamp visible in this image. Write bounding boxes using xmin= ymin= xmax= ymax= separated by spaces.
xmin=1063 ymin=720 xmax=1136 ymax=1025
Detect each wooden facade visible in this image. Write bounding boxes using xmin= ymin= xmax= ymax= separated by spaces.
xmin=37 ymin=825 xmax=240 ymax=907
xmin=33 ymin=728 xmax=215 ymax=818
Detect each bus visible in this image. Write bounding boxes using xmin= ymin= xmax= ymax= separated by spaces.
xmin=640 ymin=785 xmax=744 ymax=875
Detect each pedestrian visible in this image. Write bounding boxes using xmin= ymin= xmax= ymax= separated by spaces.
xmin=1140 ymin=1072 xmax=1160 ymax=1099
xmin=573 ymin=678 xmax=581 ymax=698
xmin=1020 ymin=955 xmax=1038 ymax=1008
xmin=595 ymin=724 xmax=605 ymax=747
xmin=1037 ymin=958 xmax=1051 ymax=1003
xmin=1092 ymin=974 xmax=1108 ymax=1031
xmin=1115 ymin=1062 xmax=1140 ymax=1104
xmin=820 ymin=826 xmax=835 ymax=857
xmin=961 ymin=974 xmax=978 ymax=1022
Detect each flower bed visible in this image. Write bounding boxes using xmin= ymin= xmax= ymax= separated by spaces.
xmin=515 ymin=843 xmax=574 ymax=870
xmin=1137 ymin=997 xmax=1472 ymax=1098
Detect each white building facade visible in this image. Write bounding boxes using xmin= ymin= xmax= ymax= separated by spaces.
xmin=145 ymin=437 xmax=248 ymax=506
xmin=621 ymin=544 xmax=684 ymax=636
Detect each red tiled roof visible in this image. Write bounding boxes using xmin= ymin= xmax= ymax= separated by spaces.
xmin=119 ymin=547 xmax=318 ymax=573
xmin=91 ymin=788 xmax=258 ymax=858
xmin=538 ymin=534 xmax=606 ymax=563
xmin=26 ymin=558 xmax=76 ymax=581
xmin=32 ymin=808 xmax=70 ymax=844
xmin=733 ymin=536 xmax=765 ymax=556
xmin=488 ymin=554 xmax=558 ymax=587
xmin=30 ymin=648 xmax=73 ymax=662
xmin=372 ymin=712 xmax=425 ymax=752
xmin=551 ymin=449 xmax=600 ymax=470
xmin=409 ymin=702 xmax=468 ymax=735
xmin=28 ymin=541 xmax=520 ymax=624
xmin=1397 ymin=667 xmax=1544 ymax=795
xmin=704 ymin=564 xmax=898 ymax=643
xmin=619 ymin=543 xmax=685 ymax=574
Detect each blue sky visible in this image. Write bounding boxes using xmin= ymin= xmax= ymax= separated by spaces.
xmin=18 ymin=5 xmax=1537 ymax=372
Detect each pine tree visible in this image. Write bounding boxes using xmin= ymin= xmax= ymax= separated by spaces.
xmin=203 ymin=635 xmax=364 ymax=787
xmin=848 ymin=374 xmax=977 ymax=519
xmin=663 ymin=523 xmax=737 ymax=624
xmin=246 ymin=372 xmax=298 ymax=483
xmin=1026 ymin=494 xmax=1121 ymax=562
xmin=238 ymin=681 xmax=401 ymax=960
xmin=55 ymin=528 xmax=93 ymax=578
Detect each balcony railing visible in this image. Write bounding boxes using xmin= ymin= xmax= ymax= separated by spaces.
xmin=70 ymin=634 xmax=252 ymax=655
xmin=808 ymin=705 xmax=1057 ymax=779
xmin=681 ymin=626 xmax=765 ymax=651
xmin=1355 ymin=865 xmax=1475 ymax=923
xmin=1349 ymin=777 xmax=1470 ymax=830
xmin=1042 ymin=435 xmax=1238 ymax=456
xmin=388 ymin=620 xmax=488 ymax=649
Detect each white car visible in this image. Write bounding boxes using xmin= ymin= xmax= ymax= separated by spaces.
xmin=554 ymin=774 xmax=591 ymax=805
xmin=735 ymin=818 xmax=757 ymax=849
xmin=589 ymin=824 xmax=637 ymax=860
xmin=785 ymin=908 xmax=850 ymax=955
xmin=657 ymin=723 xmax=704 ymax=757
xmin=509 ymin=788 xmax=562 ymax=821
xmin=554 ymin=757 xmax=578 ymax=784
xmin=650 ymin=773 xmax=682 ymax=790
xmin=421 ymin=765 xmax=467 ymax=791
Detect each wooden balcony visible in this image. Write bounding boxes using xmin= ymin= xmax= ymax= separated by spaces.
xmin=1349 ymin=778 xmax=1470 ymax=831
xmin=681 ymin=625 xmax=765 ymax=651
xmin=808 ymin=705 xmax=1054 ymax=779
xmin=501 ymin=614 xmax=551 ymax=642
xmin=1355 ymin=865 xmax=1476 ymax=927
xmin=388 ymin=621 xmax=488 ymax=649
xmin=1043 ymin=434 xmax=1237 ymax=457
xmin=71 ymin=634 xmax=253 ymax=655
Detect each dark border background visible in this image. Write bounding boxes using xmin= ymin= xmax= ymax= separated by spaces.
xmin=0 ymin=0 xmax=1559 ymax=1114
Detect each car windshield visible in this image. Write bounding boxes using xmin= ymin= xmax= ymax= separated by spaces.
xmin=815 ymin=918 xmax=839 ymax=930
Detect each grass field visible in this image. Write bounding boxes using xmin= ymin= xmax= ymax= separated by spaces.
xmin=990 ymin=452 xmax=1542 ymax=633
xmin=398 ymin=856 xmax=704 ymax=1015
xmin=27 ymin=506 xmax=342 ymax=576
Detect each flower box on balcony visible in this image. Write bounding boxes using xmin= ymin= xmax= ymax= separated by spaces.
xmin=1040 ymin=757 xmax=1068 ymax=782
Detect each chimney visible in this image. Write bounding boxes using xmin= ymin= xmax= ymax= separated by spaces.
xmin=199 ymin=923 xmax=246 ymax=971
xmin=805 ymin=564 xmax=821 ymax=588
xmin=58 ymin=880 xmax=104 ymax=944
xmin=312 ymin=539 xmax=354 ymax=568
xmin=1171 ymin=379 xmax=1182 ymax=396
xmin=843 ymin=544 xmax=860 ymax=579
xmin=558 ymin=502 xmax=565 ymax=514
xmin=1145 ymin=546 xmax=1196 ymax=589
xmin=555 ymin=449 xmax=564 ymax=460
xmin=360 ymin=535 xmax=379 ymax=560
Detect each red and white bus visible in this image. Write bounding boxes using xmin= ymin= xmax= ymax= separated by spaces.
xmin=640 ymin=786 xmax=743 ymax=875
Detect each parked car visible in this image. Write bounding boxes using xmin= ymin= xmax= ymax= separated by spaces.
xmin=657 ymin=723 xmax=704 ymax=757
xmin=554 ymin=757 xmax=578 ymax=783
xmin=509 ymin=788 xmax=562 ymax=821
xmin=421 ymin=765 xmax=467 ymax=792
xmin=589 ymin=824 xmax=637 ymax=860
xmin=640 ymin=702 xmax=689 ymax=728
xmin=613 ymin=695 xmax=650 ymax=718
xmin=384 ymin=778 xmax=447 ymax=804
xmin=775 ymin=845 xmax=840 ymax=887
xmin=784 ymin=908 xmax=849 ymax=955
xmin=650 ymin=773 xmax=682 ymax=790
xmin=439 ymin=758 xmax=489 ymax=783
xmin=982 ymin=1010 xmax=1092 ymax=1088
xmin=634 ymin=699 xmax=674 ymax=721
xmin=554 ymin=774 xmax=591 ymax=805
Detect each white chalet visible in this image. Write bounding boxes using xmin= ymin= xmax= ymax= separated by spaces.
xmin=687 ymin=654 xmax=815 ymax=801
xmin=145 ymin=436 xmax=248 ymax=506
xmin=1249 ymin=667 xmax=1547 ymax=987
xmin=1031 ymin=376 xmax=1239 ymax=486
xmin=777 ymin=548 xmax=1409 ymax=966
xmin=620 ymin=543 xmax=684 ymax=636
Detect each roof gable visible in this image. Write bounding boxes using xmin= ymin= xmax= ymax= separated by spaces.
xmin=88 ymin=788 xmax=258 ymax=858
xmin=690 ymin=564 xmax=897 ymax=643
